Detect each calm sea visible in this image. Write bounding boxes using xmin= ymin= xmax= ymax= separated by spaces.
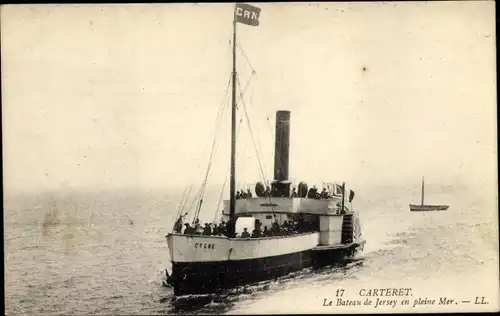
xmin=4 ymin=184 xmax=499 ymax=314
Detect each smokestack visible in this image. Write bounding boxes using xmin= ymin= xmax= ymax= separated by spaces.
xmin=271 ymin=110 xmax=291 ymax=197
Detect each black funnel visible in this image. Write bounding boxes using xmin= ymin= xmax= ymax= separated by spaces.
xmin=271 ymin=110 xmax=291 ymax=197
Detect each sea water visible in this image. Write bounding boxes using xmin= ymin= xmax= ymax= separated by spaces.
xmin=4 ymin=184 xmax=498 ymax=314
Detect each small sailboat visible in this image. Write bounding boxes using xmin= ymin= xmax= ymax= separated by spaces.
xmin=409 ymin=177 xmax=449 ymax=212
xmin=42 ymin=197 xmax=61 ymax=227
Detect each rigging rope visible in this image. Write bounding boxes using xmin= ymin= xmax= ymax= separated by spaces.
xmin=231 ymin=47 xmax=270 ymax=184
xmin=213 ymin=117 xmax=244 ymax=223
xmin=236 ymin=74 xmax=280 ymax=223
xmin=241 ymin=81 xmax=269 ymax=184
xmin=235 ymin=42 xmax=284 ymax=227
xmin=193 ymin=69 xmax=256 ymax=224
xmin=238 ymin=41 xmax=269 ymax=176
xmin=172 ymin=185 xmax=194 ymax=233
xmin=192 ymin=96 xmax=229 ymax=223
xmin=237 ymin=75 xmax=268 ymax=178
xmin=192 ymin=73 xmax=233 ymax=179
xmin=175 ymin=185 xmax=190 ymax=219
xmin=182 ymin=73 xmax=232 ymax=225
xmin=191 ymin=41 xmax=309 ymax=227
xmin=236 ymin=75 xmax=268 ymax=188
xmin=180 ymin=186 xmax=193 ymax=214
xmin=171 ymin=73 xmax=230 ymax=229
xmin=237 ymin=41 xmax=256 ymax=75
xmin=213 ymin=177 xmax=228 ymax=223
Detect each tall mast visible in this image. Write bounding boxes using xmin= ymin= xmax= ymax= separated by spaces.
xmin=421 ymin=176 xmax=425 ymax=206
xmin=228 ymin=5 xmax=238 ymax=237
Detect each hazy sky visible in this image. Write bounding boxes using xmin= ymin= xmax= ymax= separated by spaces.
xmin=2 ymin=2 xmax=497 ymax=194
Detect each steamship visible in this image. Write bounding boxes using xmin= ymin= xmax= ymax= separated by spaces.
xmin=165 ymin=3 xmax=366 ymax=296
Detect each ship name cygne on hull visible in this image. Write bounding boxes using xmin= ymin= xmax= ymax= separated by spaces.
xmin=195 ymin=243 xmax=216 ymax=249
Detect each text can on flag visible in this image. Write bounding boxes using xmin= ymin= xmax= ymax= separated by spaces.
xmin=235 ymin=3 xmax=261 ymax=26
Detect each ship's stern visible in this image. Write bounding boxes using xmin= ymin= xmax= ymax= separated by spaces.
xmin=312 ymin=210 xmax=366 ymax=267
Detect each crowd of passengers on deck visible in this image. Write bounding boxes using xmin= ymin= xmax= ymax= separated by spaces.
xmin=237 ymin=219 xmax=314 ymax=238
xmin=173 ymin=214 xmax=316 ymax=238
xmin=172 ymin=184 xmax=346 ymax=237
xmin=236 ymin=185 xmax=336 ymax=200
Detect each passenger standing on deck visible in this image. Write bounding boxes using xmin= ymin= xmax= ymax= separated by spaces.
xmin=194 ymin=220 xmax=202 ymax=234
xmin=224 ymin=220 xmax=231 ymax=236
xmin=236 ymin=191 xmax=241 ymax=199
xmin=307 ymin=186 xmax=318 ymax=198
xmin=219 ymin=222 xmax=226 ymax=235
xmin=213 ymin=222 xmax=222 ymax=236
xmin=265 ymin=186 xmax=271 ymax=196
xmin=304 ymin=218 xmax=313 ymax=232
xmin=241 ymin=228 xmax=251 ymax=238
xmin=291 ymin=187 xmax=298 ymax=198
xmin=247 ymin=189 xmax=253 ymax=198
xmin=202 ymin=223 xmax=211 ymax=235
xmin=320 ymin=188 xmax=329 ymax=199
xmin=313 ymin=186 xmax=321 ymax=199
xmin=183 ymin=223 xmax=193 ymax=234
xmin=252 ymin=220 xmax=262 ymax=237
xmin=297 ymin=214 xmax=305 ymax=233
xmin=282 ymin=220 xmax=289 ymax=234
xmin=173 ymin=212 xmax=188 ymax=233
xmin=251 ymin=225 xmax=262 ymax=238
xmin=271 ymin=221 xmax=281 ymax=236
xmin=262 ymin=226 xmax=269 ymax=237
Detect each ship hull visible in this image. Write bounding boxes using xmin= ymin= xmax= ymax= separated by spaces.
xmin=166 ymin=232 xmax=363 ymax=296
xmin=170 ymin=249 xmax=313 ymax=295
xmin=409 ymin=204 xmax=449 ymax=212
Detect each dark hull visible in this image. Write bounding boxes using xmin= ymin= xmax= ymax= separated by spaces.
xmin=409 ymin=204 xmax=449 ymax=212
xmin=169 ymin=246 xmax=358 ymax=296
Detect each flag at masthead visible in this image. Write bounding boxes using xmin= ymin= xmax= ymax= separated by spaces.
xmin=235 ymin=3 xmax=261 ymax=26
xmin=229 ymin=3 xmax=261 ymax=237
